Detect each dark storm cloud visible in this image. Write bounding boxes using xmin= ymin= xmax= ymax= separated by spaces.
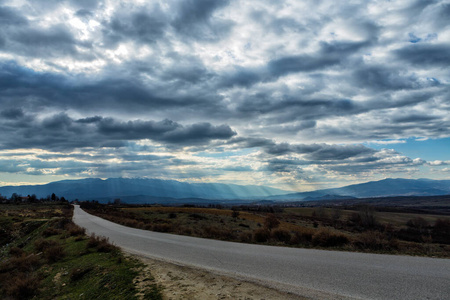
xmin=0 ymin=6 xmax=91 ymax=59
xmin=98 ymin=118 xmax=236 ymax=144
xmin=0 ymin=108 xmax=24 ymax=120
xmin=268 ymin=40 xmax=370 ymax=77
xmin=263 ymin=142 xmax=376 ymax=160
xmin=0 ymin=61 xmax=221 ymax=114
xmin=393 ymin=114 xmax=439 ymax=123
xmin=352 ymin=66 xmax=422 ymax=91
xmin=220 ymin=40 xmax=372 ymax=89
xmin=233 ymin=93 xmax=360 ymax=123
xmin=172 ymin=0 xmax=233 ymax=41
xmin=103 ymin=6 xmax=168 ymax=46
xmin=0 ymin=113 xmax=236 ymax=150
xmin=76 ymin=116 xmax=103 ymax=124
xmin=395 ymin=43 xmax=450 ymax=67
xmin=0 ymin=6 xmax=28 ymax=26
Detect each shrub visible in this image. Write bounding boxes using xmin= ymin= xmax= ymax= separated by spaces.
xmin=65 ymin=222 xmax=86 ymax=236
xmin=70 ymin=267 xmax=93 ymax=281
xmin=44 ymin=244 xmax=65 ymax=262
xmin=42 ymin=227 xmax=61 ymax=237
xmin=264 ymin=214 xmax=280 ymax=231
xmin=4 ymin=273 xmax=40 ymax=299
xmin=168 ymin=213 xmax=177 ymax=219
xmin=9 ymin=246 xmax=25 ymax=257
xmin=152 ymin=223 xmax=173 ymax=233
xmin=87 ymin=234 xmax=117 ymax=253
xmin=34 ymin=238 xmax=58 ymax=252
xmin=272 ymin=229 xmax=291 ymax=244
xmin=349 ymin=205 xmax=378 ymax=229
xmin=253 ymin=228 xmax=270 ymax=243
xmin=202 ymin=226 xmax=236 ymax=240
xmin=432 ymin=219 xmax=450 ymax=244
xmin=290 ymin=230 xmax=313 ymax=245
xmin=1 ymin=254 xmax=41 ymax=273
xmin=354 ymin=231 xmax=399 ymax=251
xmin=312 ymin=228 xmax=349 ymax=247
xmin=239 ymin=232 xmax=252 ymax=243
xmin=189 ymin=213 xmax=207 ymax=220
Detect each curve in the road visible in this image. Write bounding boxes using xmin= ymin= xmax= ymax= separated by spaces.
xmin=73 ymin=205 xmax=450 ymax=300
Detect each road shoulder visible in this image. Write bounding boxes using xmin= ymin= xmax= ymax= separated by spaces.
xmin=128 ymin=253 xmax=308 ymax=300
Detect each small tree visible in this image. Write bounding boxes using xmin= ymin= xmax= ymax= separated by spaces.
xmin=10 ymin=193 xmax=20 ymax=202
xmin=113 ymin=198 xmax=121 ymax=205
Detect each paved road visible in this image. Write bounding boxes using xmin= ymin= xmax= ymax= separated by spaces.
xmin=73 ymin=205 xmax=450 ymax=299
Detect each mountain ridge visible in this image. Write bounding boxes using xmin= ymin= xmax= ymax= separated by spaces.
xmin=268 ymin=178 xmax=450 ymax=200
xmin=0 ymin=177 xmax=291 ymax=201
xmin=0 ymin=177 xmax=449 ymax=203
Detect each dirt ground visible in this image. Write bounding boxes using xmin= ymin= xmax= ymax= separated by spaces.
xmin=131 ymin=254 xmax=307 ymax=300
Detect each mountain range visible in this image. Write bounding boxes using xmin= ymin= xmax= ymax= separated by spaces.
xmin=0 ymin=178 xmax=290 ymax=202
xmin=0 ymin=177 xmax=449 ymax=204
xmin=268 ymin=178 xmax=450 ymax=201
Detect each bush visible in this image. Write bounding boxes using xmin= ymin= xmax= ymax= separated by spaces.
xmin=152 ymin=223 xmax=173 ymax=233
xmin=34 ymin=238 xmax=58 ymax=252
xmin=349 ymin=205 xmax=378 ymax=229
xmin=312 ymin=228 xmax=349 ymax=247
xmin=290 ymin=230 xmax=313 ymax=245
xmin=9 ymin=246 xmax=25 ymax=257
xmin=253 ymin=228 xmax=270 ymax=243
xmin=65 ymin=222 xmax=86 ymax=236
xmin=272 ymin=229 xmax=291 ymax=244
xmin=4 ymin=273 xmax=40 ymax=299
xmin=354 ymin=231 xmax=399 ymax=251
xmin=70 ymin=267 xmax=93 ymax=281
xmin=87 ymin=234 xmax=117 ymax=253
xmin=44 ymin=244 xmax=65 ymax=262
xmin=239 ymin=232 xmax=252 ymax=243
xmin=1 ymin=254 xmax=40 ymax=273
xmin=264 ymin=214 xmax=280 ymax=231
xmin=202 ymin=226 xmax=236 ymax=240
xmin=432 ymin=219 xmax=450 ymax=244
xmin=42 ymin=227 xmax=61 ymax=237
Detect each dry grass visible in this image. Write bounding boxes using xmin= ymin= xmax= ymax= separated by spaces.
xmin=84 ymin=204 xmax=449 ymax=257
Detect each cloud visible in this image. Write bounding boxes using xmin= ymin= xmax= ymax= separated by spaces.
xmin=394 ymin=43 xmax=450 ymax=67
xmin=172 ymin=0 xmax=233 ymax=41
xmin=0 ymin=0 xmax=449 ymax=187
xmin=0 ymin=112 xmax=236 ymax=151
xmin=102 ymin=5 xmax=168 ymax=46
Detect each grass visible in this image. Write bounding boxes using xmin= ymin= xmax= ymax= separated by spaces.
xmin=0 ymin=203 xmax=163 ymax=300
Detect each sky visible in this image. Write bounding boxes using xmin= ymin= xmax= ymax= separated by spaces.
xmin=0 ymin=0 xmax=449 ymax=191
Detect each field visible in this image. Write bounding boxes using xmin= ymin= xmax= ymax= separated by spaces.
xmin=0 ymin=203 xmax=162 ymax=300
xmin=82 ymin=202 xmax=450 ymax=258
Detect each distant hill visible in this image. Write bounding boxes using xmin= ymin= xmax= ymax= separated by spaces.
xmin=268 ymin=178 xmax=450 ymax=201
xmin=0 ymin=178 xmax=291 ymax=202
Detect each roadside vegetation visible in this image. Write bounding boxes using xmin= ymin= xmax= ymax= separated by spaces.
xmin=81 ymin=201 xmax=450 ymax=258
xmin=0 ymin=203 xmax=162 ymax=300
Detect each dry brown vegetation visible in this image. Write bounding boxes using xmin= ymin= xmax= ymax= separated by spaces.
xmin=81 ymin=201 xmax=450 ymax=257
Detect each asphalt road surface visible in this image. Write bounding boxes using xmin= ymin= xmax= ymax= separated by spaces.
xmin=73 ymin=205 xmax=450 ymax=299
